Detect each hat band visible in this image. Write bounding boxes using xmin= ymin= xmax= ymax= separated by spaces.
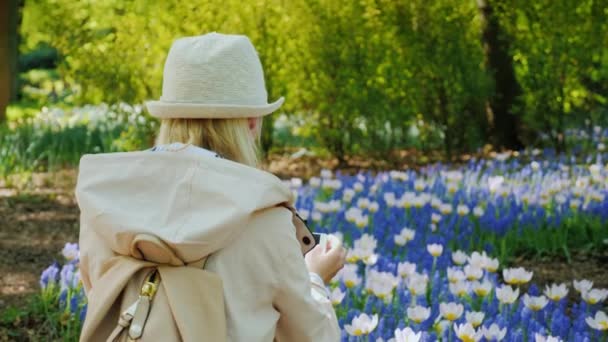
xmin=159 ymin=96 xmax=267 ymax=106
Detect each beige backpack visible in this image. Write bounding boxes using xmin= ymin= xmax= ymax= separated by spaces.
xmin=80 ymin=235 xmax=226 ymax=342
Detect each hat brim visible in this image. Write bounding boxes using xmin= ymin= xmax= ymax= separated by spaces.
xmin=145 ymin=97 xmax=284 ymax=119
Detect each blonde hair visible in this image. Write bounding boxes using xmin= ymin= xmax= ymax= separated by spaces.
xmin=156 ymin=118 xmax=261 ymax=167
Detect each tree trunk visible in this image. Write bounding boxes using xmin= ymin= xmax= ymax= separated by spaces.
xmin=477 ymin=0 xmax=523 ymax=150
xmin=0 ymin=0 xmax=21 ymax=122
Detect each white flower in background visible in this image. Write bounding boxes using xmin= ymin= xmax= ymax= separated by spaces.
xmin=357 ymin=198 xmax=370 ymax=209
xmin=431 ymin=197 xmax=442 ymax=209
xmin=571 ymin=187 xmax=584 ymax=198
xmin=447 ymin=182 xmax=459 ymax=194
xmin=534 ymin=333 xmax=563 ymax=342
xmin=521 ymin=193 xmax=536 ymax=206
xmin=400 ymin=192 xmax=416 ymax=208
xmin=484 ymin=258 xmax=499 ymax=272
xmin=439 ymin=203 xmax=453 ymax=215
xmin=496 ymin=285 xmax=520 ymax=304
xmin=590 ymin=190 xmax=605 ymax=202
xmin=586 ymin=311 xmax=608 ymax=331
xmin=390 ymin=171 xmax=409 ymax=181
xmin=334 ymin=264 xmax=361 ymax=288
xmin=320 ymin=169 xmax=333 ymax=179
xmin=394 ymin=228 xmax=416 ymax=246
xmin=582 ymin=288 xmax=608 ymax=304
xmin=531 ymin=161 xmax=540 ymax=171
xmin=488 ymin=176 xmax=504 ymax=193
xmin=414 ymin=180 xmax=426 ymax=191
xmin=452 ymin=250 xmax=468 ymax=265
xmin=370 ymin=184 xmax=378 ymax=194
xmin=427 ymin=243 xmax=443 ymax=257
xmin=544 ymin=283 xmax=569 ymax=301
xmin=503 ymin=267 xmax=533 ymax=285
xmin=397 ymin=262 xmax=417 ymax=278
xmin=369 ymin=201 xmax=379 ymax=213
xmin=431 ymin=213 xmax=442 ymax=224
xmin=589 ymin=164 xmax=601 ymax=175
xmin=355 ymin=215 xmax=370 ymax=229
xmin=314 ymin=200 xmax=340 ymax=213
xmin=447 ymin=267 xmax=466 ymax=283
xmin=464 ymin=265 xmax=484 ymax=281
xmin=345 ymin=207 xmax=363 ymax=223
xmin=523 ymin=294 xmax=549 ymax=311
xmin=346 ymin=248 xmax=367 ymax=263
xmin=384 ymin=192 xmax=396 ymax=207
xmin=573 ymin=279 xmax=594 ymax=293
xmin=365 ymin=270 xmax=400 ymax=300
xmin=472 ymin=280 xmax=493 ymax=297
xmin=599 ymin=142 xmax=606 ymax=151
xmin=575 ymin=177 xmax=590 ymax=188
xmin=499 ymin=186 xmax=511 ymax=197
xmin=407 ymin=305 xmax=431 ymax=324
xmin=569 ymin=199 xmax=581 ymax=210
xmin=434 ymin=320 xmax=451 ymax=336
xmin=449 ymin=281 xmax=470 ymax=298
xmin=413 ymin=195 xmax=427 ymax=208
xmin=407 ymin=273 xmax=428 ymax=296
xmin=465 ymin=311 xmax=485 ymax=328
xmin=480 ymin=324 xmax=507 ymax=341
xmin=329 ymin=287 xmax=345 ymax=305
xmin=467 ymin=251 xmax=488 ymax=268
xmin=391 ymin=327 xmax=422 ymax=342
xmin=355 ymin=234 xmax=377 ymax=252
xmin=344 ymin=313 xmax=378 ymax=336
xmin=311 ymin=211 xmax=322 ymax=222
xmin=453 ymin=322 xmax=482 ymax=342
xmin=309 ymin=177 xmax=321 ymax=187
xmin=354 ymin=182 xmax=364 ymax=192
xmin=342 ymin=188 xmax=355 ymax=202
xmin=457 ymin=204 xmax=470 ymax=216
xmin=473 ymin=206 xmax=485 ymax=217
xmin=443 ymin=170 xmax=464 ymax=182
xmin=362 ymin=253 xmax=379 ymax=266
xmin=439 ymin=302 xmax=464 ymax=321
xmin=322 ymin=178 xmax=342 ymax=190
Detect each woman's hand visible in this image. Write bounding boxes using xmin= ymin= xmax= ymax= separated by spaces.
xmin=304 ymin=238 xmax=346 ymax=285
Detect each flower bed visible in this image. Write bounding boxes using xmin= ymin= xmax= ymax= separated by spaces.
xmin=38 ymin=150 xmax=608 ymax=341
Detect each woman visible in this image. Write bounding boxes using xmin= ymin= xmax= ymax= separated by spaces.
xmin=75 ymin=33 xmax=345 ymax=341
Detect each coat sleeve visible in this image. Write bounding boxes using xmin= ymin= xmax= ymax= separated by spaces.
xmin=272 ymin=214 xmax=341 ymax=342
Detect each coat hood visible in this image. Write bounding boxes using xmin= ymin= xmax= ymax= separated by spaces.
xmin=75 ymin=149 xmax=294 ymax=264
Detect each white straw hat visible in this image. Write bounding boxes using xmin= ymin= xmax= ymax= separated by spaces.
xmin=145 ymin=32 xmax=284 ymax=119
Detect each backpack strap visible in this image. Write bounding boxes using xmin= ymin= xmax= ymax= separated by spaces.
xmin=106 ymin=269 xmax=160 ymax=342
xmin=106 ymin=257 xmax=210 ymax=342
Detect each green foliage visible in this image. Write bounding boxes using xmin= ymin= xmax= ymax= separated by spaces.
xmin=0 ymin=104 xmax=158 ymax=176
xmin=16 ymin=0 xmax=608 ymax=159
xmin=0 ymin=289 xmax=82 ymax=341
xmin=497 ymin=0 xmax=608 ymax=148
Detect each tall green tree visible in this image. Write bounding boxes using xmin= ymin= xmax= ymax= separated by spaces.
xmin=391 ymin=0 xmax=491 ymax=159
xmin=498 ymin=0 xmax=608 ymax=151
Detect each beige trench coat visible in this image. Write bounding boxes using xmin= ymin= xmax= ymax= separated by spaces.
xmin=75 ymin=148 xmax=341 ymax=341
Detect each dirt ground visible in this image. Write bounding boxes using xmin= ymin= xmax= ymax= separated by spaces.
xmin=0 ymin=163 xmax=607 ymax=311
